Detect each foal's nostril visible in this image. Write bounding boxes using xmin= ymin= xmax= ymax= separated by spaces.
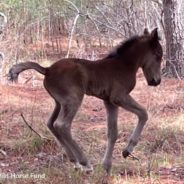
xmin=148 ymin=78 xmax=161 ymax=86
xmin=149 ymin=79 xmax=156 ymax=86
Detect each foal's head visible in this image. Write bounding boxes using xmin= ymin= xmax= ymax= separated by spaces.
xmin=141 ymin=28 xmax=163 ymax=86
xmin=105 ymin=28 xmax=163 ymax=86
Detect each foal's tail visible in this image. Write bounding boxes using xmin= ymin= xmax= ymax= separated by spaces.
xmin=8 ymin=62 xmax=47 ymax=81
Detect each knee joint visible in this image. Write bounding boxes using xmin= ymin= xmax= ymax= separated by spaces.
xmin=53 ymin=122 xmax=68 ymax=132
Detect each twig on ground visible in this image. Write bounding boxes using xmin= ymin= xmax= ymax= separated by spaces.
xmin=0 ymin=149 xmax=7 ymax=157
xmin=24 ymin=76 xmax=33 ymax=84
xmin=20 ymin=113 xmax=49 ymax=140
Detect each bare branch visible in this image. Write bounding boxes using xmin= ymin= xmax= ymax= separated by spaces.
xmin=0 ymin=52 xmax=4 ymax=61
xmin=0 ymin=12 xmax=7 ymax=35
xmin=166 ymin=60 xmax=182 ymax=80
xmin=87 ymin=13 xmax=125 ymax=37
xmin=63 ymin=0 xmax=81 ymax=58
xmin=20 ymin=113 xmax=48 ymax=139
xmin=0 ymin=12 xmax=7 ymax=25
xmin=66 ymin=14 xmax=80 ymax=58
xmin=64 ymin=0 xmax=80 ymax=14
xmin=150 ymin=0 xmax=162 ymax=6
xmin=95 ymin=5 xmax=113 ymax=27
xmin=0 ymin=149 xmax=7 ymax=157
xmin=87 ymin=15 xmax=101 ymax=35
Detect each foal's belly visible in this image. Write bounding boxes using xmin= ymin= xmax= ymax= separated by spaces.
xmin=85 ymin=81 xmax=111 ymax=100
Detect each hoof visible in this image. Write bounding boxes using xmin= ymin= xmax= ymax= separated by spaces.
xmin=74 ymin=162 xmax=83 ymax=171
xmin=74 ymin=162 xmax=93 ymax=174
xmin=81 ymin=164 xmax=93 ymax=174
xmin=102 ymin=161 xmax=112 ymax=175
xmin=122 ymin=149 xmax=130 ymax=158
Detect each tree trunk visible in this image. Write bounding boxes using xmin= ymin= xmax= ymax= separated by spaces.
xmin=163 ymin=0 xmax=184 ymax=78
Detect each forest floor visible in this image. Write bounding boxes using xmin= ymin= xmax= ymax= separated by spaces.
xmin=0 ymin=70 xmax=184 ymax=184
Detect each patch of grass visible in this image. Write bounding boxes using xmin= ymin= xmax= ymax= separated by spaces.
xmin=1 ymin=79 xmax=184 ymax=183
xmin=12 ymin=135 xmax=45 ymax=155
xmin=126 ymin=122 xmax=184 ymax=179
xmin=29 ymin=136 xmax=44 ymax=153
xmin=43 ymin=166 xmax=86 ymax=184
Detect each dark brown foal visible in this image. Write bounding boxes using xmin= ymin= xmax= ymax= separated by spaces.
xmin=8 ymin=28 xmax=163 ymax=173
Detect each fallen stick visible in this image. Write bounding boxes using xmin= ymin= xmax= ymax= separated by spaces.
xmin=0 ymin=149 xmax=7 ymax=157
xmin=20 ymin=113 xmax=49 ymax=140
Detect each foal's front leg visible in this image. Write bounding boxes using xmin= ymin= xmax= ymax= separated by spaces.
xmin=117 ymin=95 xmax=148 ymax=157
xmin=103 ymin=101 xmax=118 ymax=173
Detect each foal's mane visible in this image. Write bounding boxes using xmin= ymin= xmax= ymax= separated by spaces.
xmin=105 ymin=35 xmax=139 ymax=59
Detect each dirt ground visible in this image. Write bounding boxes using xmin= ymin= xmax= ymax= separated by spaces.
xmin=0 ymin=71 xmax=184 ymax=184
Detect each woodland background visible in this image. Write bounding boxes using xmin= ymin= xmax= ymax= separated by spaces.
xmin=0 ymin=1 xmax=184 ymax=184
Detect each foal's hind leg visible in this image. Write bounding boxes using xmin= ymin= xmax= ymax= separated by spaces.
xmin=53 ymin=96 xmax=92 ymax=171
xmin=102 ymin=100 xmax=118 ymax=173
xmin=47 ymin=101 xmax=77 ymax=163
xmin=116 ymin=95 xmax=148 ymax=157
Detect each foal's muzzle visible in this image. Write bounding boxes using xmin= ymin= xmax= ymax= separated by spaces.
xmin=148 ymin=78 xmax=161 ymax=86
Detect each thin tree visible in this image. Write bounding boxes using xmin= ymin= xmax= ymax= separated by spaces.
xmin=163 ymin=0 xmax=184 ymax=78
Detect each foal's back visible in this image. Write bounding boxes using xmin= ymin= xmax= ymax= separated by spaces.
xmin=44 ymin=57 xmax=135 ymax=100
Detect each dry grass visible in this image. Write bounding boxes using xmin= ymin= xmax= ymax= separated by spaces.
xmin=0 ymin=73 xmax=184 ymax=184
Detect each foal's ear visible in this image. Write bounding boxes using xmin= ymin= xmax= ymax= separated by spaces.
xmin=151 ymin=28 xmax=159 ymax=41
xmin=144 ymin=28 xmax=149 ymax=35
